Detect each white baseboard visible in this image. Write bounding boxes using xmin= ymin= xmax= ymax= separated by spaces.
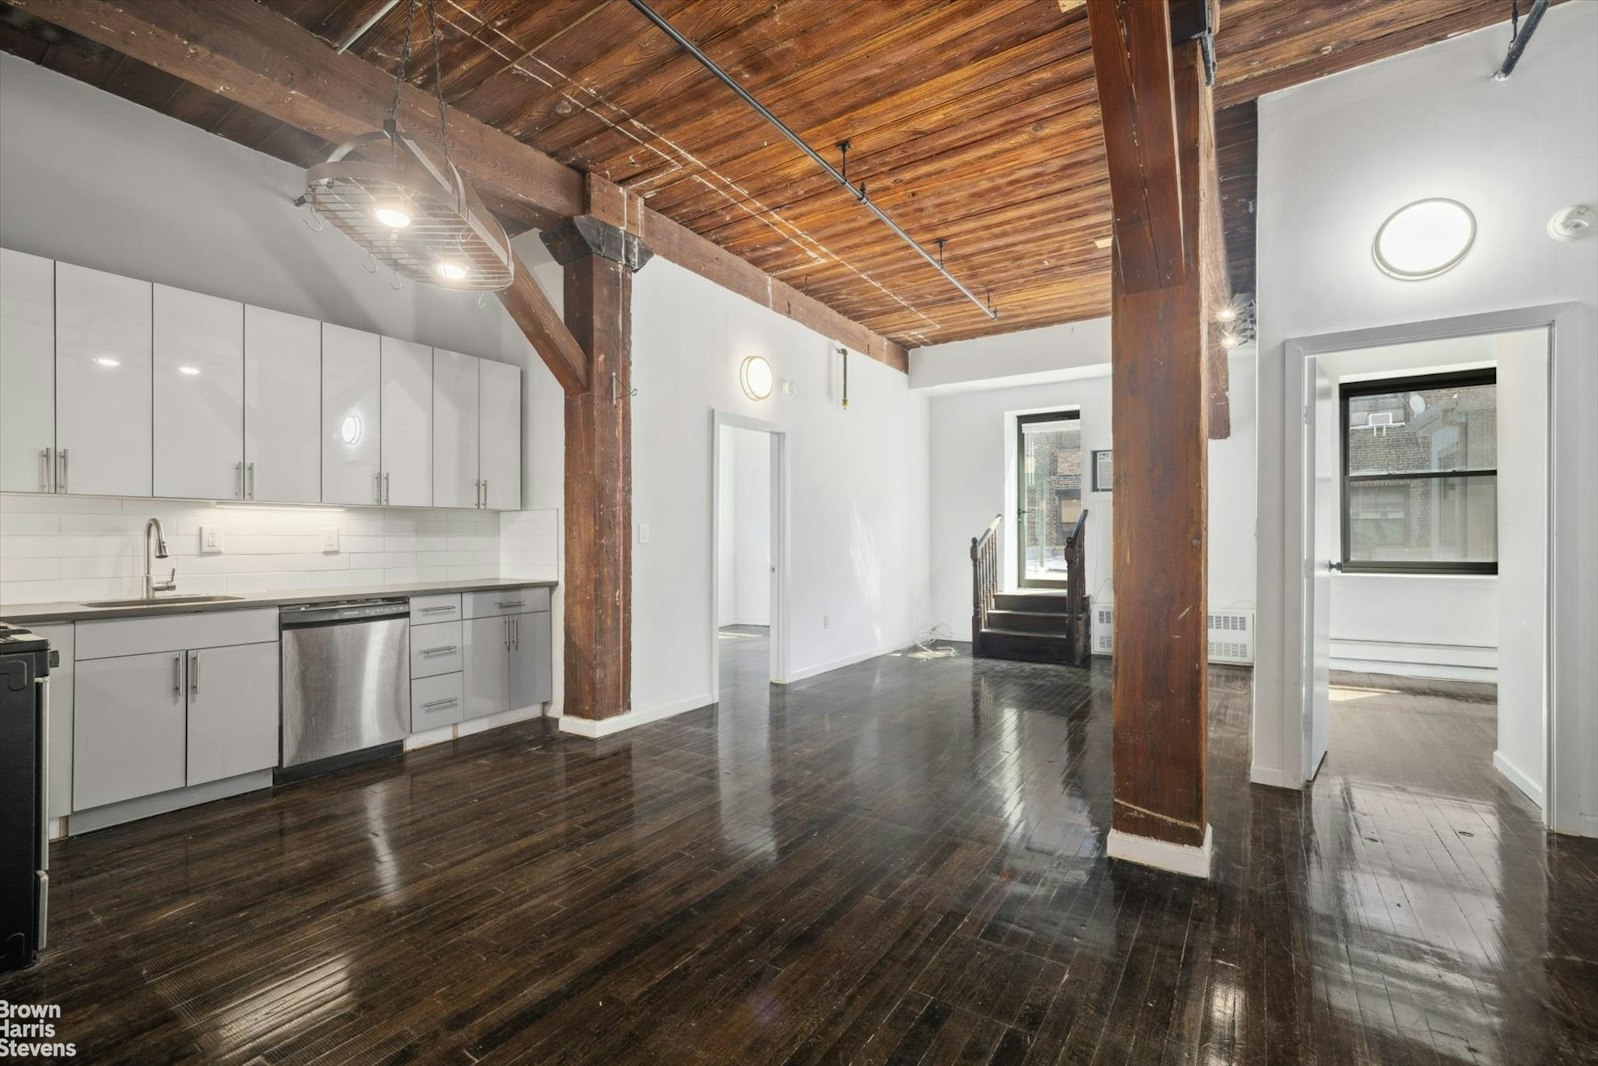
xmin=1249 ymin=763 xmax=1301 ymax=789
xmin=1329 ymin=639 xmax=1496 ymax=684
xmin=1492 ymin=750 xmax=1545 ymax=808
xmin=559 ymin=692 xmax=713 ymax=738
xmin=781 ymin=640 xmax=906 ymax=684
xmin=1107 ymin=825 xmax=1214 ymax=879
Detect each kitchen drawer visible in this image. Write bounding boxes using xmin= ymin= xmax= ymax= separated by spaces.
xmin=76 ymin=607 xmax=278 ymax=660
xmin=410 ymin=620 xmax=463 ymax=678
xmin=410 ymin=593 xmax=462 ymax=625
xmin=463 ymin=587 xmax=550 ymax=619
xmin=411 ymin=672 xmax=464 ymax=732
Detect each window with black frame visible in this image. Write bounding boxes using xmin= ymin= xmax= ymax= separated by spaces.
xmin=1340 ymin=369 xmax=1497 ymax=574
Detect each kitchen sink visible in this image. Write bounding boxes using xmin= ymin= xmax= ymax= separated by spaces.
xmin=80 ymin=595 xmax=246 ymax=608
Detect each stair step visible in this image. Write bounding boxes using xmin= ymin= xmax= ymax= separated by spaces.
xmin=985 ymin=609 xmax=1073 ymax=634
xmin=992 ymin=591 xmax=1073 ymax=614
xmin=977 ymin=628 xmax=1076 ymax=664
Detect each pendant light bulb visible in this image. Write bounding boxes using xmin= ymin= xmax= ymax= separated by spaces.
xmin=374 ymin=204 xmax=412 ymax=229
xmin=437 ymin=260 xmax=468 ymax=282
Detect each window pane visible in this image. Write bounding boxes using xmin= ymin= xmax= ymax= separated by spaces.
xmin=1346 ymin=382 xmax=1496 ymax=476
xmin=1347 ymin=476 xmax=1496 ymax=564
xmin=1021 ymin=419 xmax=1081 ymax=582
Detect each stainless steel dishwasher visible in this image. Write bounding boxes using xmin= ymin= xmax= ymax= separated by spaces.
xmin=278 ymin=599 xmax=410 ymax=779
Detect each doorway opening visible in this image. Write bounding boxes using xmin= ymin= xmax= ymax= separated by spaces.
xmin=712 ymin=418 xmax=783 ymax=704
xmin=1301 ymin=327 xmax=1549 ymax=816
xmin=1016 ymin=410 xmax=1083 ymax=589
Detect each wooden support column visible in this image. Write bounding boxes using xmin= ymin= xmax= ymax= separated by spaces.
xmin=542 ymin=213 xmax=652 ymax=724
xmin=1089 ymin=0 xmax=1226 ymax=877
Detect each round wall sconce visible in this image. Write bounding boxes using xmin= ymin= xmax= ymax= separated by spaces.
xmin=1372 ymin=198 xmax=1476 ymax=280
xmin=740 ymin=355 xmax=774 ymax=401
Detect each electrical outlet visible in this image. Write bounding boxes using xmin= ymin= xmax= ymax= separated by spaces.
xmin=639 ymin=522 xmax=651 ymax=544
xmin=320 ymin=526 xmax=341 ymax=553
xmin=199 ymin=526 xmax=225 ymax=554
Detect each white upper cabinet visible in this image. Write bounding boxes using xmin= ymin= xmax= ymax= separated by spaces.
xmin=244 ymin=305 xmax=321 ymax=503
xmin=154 ymin=285 xmax=245 ymax=500
xmin=433 ymin=348 xmax=481 ymax=509
xmin=380 ymin=336 xmax=433 ymax=507
xmin=54 ymin=262 xmax=153 ymax=497
xmin=322 ymin=323 xmax=383 ymax=505
xmin=0 ymin=249 xmax=55 ymax=493
xmin=479 ymin=358 xmax=521 ymax=511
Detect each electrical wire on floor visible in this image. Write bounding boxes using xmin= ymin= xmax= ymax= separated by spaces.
xmin=906 ymin=622 xmax=957 ymax=660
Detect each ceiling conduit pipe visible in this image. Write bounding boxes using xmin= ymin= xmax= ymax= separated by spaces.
xmin=626 ymin=0 xmax=998 ymax=321
xmin=1493 ymin=0 xmax=1549 ymax=80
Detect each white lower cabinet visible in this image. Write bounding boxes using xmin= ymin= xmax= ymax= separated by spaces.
xmin=72 ymin=611 xmax=280 ymax=812
xmin=186 ymin=642 xmax=279 ymax=787
xmin=462 ymin=606 xmax=552 ymax=720
xmin=412 ymin=672 xmax=465 ymax=732
xmin=73 ymin=651 xmax=188 ymax=811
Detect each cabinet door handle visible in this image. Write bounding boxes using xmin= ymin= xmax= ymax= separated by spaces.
xmin=236 ymin=461 xmax=244 ymax=499
xmin=513 ymin=616 xmax=520 ymax=650
xmin=58 ymin=448 xmax=68 ymax=493
xmin=173 ymin=654 xmax=183 ymax=697
xmin=420 ymin=645 xmax=459 ymax=656
xmin=419 ymin=605 xmax=454 ymax=614
xmin=503 ymin=617 xmax=510 ymax=652
xmin=375 ymin=471 xmax=383 ymax=504
xmin=496 ymin=600 xmax=525 ymax=610
xmin=248 ymin=461 xmax=256 ymax=500
xmin=422 ymin=697 xmax=459 ymax=710
xmin=40 ymin=447 xmax=52 ymax=492
xmin=384 ymin=471 xmax=391 ymax=505
xmin=190 ymin=650 xmax=200 ymax=696
xmin=482 ymin=478 xmax=489 ymax=509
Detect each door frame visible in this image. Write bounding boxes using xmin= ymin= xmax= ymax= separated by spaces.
xmin=709 ymin=410 xmax=789 ymax=701
xmin=1275 ymin=302 xmax=1586 ymax=834
xmin=1014 ymin=409 xmax=1082 ymax=589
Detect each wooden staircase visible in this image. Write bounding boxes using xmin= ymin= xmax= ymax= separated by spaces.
xmin=971 ymin=512 xmax=1092 ymax=666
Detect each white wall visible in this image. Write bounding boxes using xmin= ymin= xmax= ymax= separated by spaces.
xmin=917 ymin=319 xmax=1257 ymax=639
xmin=715 ymin=425 xmax=771 ymax=627
xmin=1253 ymin=4 xmax=1597 ymax=832
xmin=632 ymin=258 xmax=931 ymax=718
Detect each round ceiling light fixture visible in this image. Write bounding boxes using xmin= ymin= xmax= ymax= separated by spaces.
xmin=740 ymin=356 xmax=774 ymax=401
xmin=1372 ymin=198 xmax=1476 ymax=280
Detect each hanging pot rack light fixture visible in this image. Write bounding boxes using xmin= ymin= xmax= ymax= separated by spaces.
xmin=297 ymin=0 xmax=513 ymax=292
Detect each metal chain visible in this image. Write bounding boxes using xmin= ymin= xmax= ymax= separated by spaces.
xmin=386 ymin=0 xmax=418 ymax=130
xmin=426 ymin=0 xmax=450 ymax=164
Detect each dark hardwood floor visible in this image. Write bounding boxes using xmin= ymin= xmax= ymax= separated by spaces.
xmin=4 ymin=647 xmax=1596 ymax=1064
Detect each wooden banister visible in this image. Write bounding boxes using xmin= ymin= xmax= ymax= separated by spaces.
xmin=970 ymin=514 xmax=1002 ymax=647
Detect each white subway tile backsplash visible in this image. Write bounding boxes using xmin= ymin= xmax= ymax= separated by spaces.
xmin=1 ymin=492 xmax=560 ymax=610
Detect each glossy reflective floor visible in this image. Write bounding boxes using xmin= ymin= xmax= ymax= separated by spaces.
xmin=4 ymin=647 xmax=1596 ymax=1064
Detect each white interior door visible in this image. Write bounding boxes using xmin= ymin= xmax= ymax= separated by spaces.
xmin=321 ymin=323 xmax=382 ymax=505
xmin=0 ymin=248 xmax=56 ymax=493
xmin=154 ymin=285 xmax=245 ymax=500
xmin=432 ymin=348 xmax=481 ymax=508
xmin=478 ymin=358 xmax=521 ymax=510
xmin=381 ymin=336 xmax=433 ymax=507
xmin=1304 ymin=358 xmax=1336 ymax=780
xmin=54 ymin=262 xmax=153 ymax=497
xmin=244 ymin=305 xmax=322 ymax=503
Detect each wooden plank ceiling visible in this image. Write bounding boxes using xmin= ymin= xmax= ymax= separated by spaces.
xmin=0 ymin=0 xmax=1533 ymax=348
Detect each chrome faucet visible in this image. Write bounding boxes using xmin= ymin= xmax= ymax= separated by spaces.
xmin=144 ymin=518 xmax=176 ymax=599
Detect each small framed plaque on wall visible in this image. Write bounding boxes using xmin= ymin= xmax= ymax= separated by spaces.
xmin=1092 ymin=449 xmax=1113 ymax=493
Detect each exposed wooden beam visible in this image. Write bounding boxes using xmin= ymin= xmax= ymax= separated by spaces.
xmin=496 ymin=255 xmax=589 ymax=395
xmin=545 ymin=215 xmax=640 ymax=723
xmin=1092 ymin=0 xmax=1224 ymax=874
xmin=1086 ymin=0 xmax=1185 ymax=293
xmin=8 ymin=0 xmax=907 ymax=372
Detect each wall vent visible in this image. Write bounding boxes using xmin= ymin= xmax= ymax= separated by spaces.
xmin=1090 ymin=606 xmax=1254 ymax=665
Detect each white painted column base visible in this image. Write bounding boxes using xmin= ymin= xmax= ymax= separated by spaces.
xmin=1107 ymin=824 xmax=1214 ymax=879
